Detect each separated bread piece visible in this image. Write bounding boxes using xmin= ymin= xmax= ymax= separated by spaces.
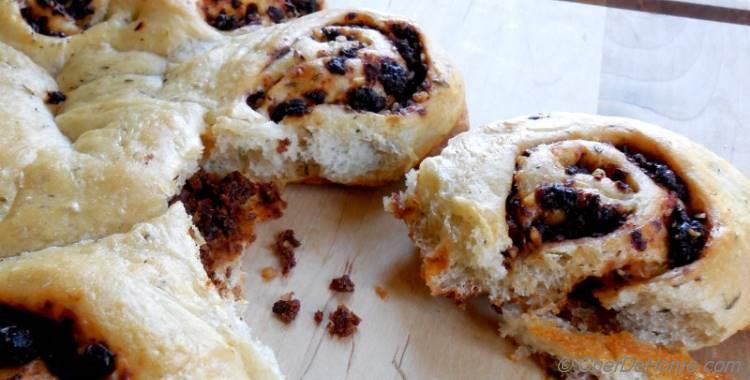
xmin=162 ymin=9 xmax=467 ymax=185
xmin=386 ymin=113 xmax=750 ymax=378
xmin=0 ymin=204 xmax=282 ymax=379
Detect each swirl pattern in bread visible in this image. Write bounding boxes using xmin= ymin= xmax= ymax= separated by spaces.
xmin=164 ymin=9 xmax=467 ymax=185
xmin=386 ymin=113 xmax=750 ymax=379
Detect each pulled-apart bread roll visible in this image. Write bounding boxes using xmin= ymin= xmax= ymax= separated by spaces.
xmin=162 ymin=9 xmax=467 ymax=185
xmin=0 ymin=0 xmax=323 ymax=72
xmin=386 ymin=113 xmax=750 ymax=378
xmin=0 ymin=204 xmax=282 ymax=380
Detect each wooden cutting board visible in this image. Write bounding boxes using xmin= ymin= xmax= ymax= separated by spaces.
xmin=242 ymin=1 xmax=750 ymax=379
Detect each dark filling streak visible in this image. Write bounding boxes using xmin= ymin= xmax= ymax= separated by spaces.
xmin=266 ymin=6 xmax=284 ymax=24
xmin=20 ymin=0 xmax=95 ymax=37
xmin=621 ymin=147 xmax=707 ymax=268
xmin=668 ymin=203 xmax=706 ymax=268
xmin=533 ymin=184 xmax=627 ymax=242
xmin=270 ymin=98 xmax=309 ymax=122
xmin=303 ymin=89 xmax=326 ymax=104
xmin=246 ymin=90 xmax=266 ymax=109
xmin=389 ymin=23 xmax=428 ymax=98
xmin=339 ymin=46 xmax=362 ymax=58
xmin=257 ymin=18 xmax=431 ymax=119
xmin=325 ymin=56 xmax=348 ymax=75
xmin=543 ymin=145 xmax=707 ymax=268
xmin=624 ymin=149 xmax=688 ymax=200
xmin=630 ymin=230 xmax=647 ymax=251
xmin=0 ymin=305 xmax=115 ymax=379
xmin=505 ymin=185 xmax=527 ymax=250
xmin=46 ymin=91 xmax=67 ymax=105
xmin=347 ymin=87 xmax=385 ymax=112
xmin=208 ymin=10 xmax=242 ymax=31
xmin=377 ymin=58 xmax=410 ymax=101
xmin=176 ymin=171 xmax=256 ymax=244
xmin=284 ymin=0 xmax=319 ymax=16
xmin=202 ymin=0 xmax=321 ymax=30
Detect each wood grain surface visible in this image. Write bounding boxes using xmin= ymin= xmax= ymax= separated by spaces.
xmin=241 ymin=1 xmax=750 ymax=379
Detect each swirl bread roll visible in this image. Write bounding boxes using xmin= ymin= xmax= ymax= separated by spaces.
xmin=386 ymin=113 xmax=750 ymax=379
xmin=0 ymin=204 xmax=282 ymax=379
xmin=162 ymin=9 xmax=468 ymax=185
xmin=0 ymin=0 xmax=323 ymax=72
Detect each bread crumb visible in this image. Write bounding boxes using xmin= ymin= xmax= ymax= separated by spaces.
xmin=261 ymin=267 xmax=278 ymax=282
xmin=272 ymin=293 xmax=300 ymax=324
xmin=375 ymin=286 xmax=388 ymax=300
xmin=327 ymin=305 xmax=360 ymax=338
xmin=329 ymin=275 xmax=355 ymax=293
xmin=274 ymin=230 xmax=301 ymax=275
xmin=314 ymin=310 xmax=324 ymax=325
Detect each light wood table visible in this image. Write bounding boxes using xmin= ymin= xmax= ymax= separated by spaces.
xmin=242 ymin=1 xmax=750 ymax=379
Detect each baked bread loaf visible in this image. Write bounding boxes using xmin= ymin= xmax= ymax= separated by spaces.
xmin=386 ymin=113 xmax=750 ymax=379
xmin=0 ymin=204 xmax=282 ymax=379
xmin=163 ymin=8 xmax=467 ymax=185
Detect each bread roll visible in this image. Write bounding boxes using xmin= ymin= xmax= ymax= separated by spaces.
xmin=387 ymin=113 xmax=750 ymax=379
